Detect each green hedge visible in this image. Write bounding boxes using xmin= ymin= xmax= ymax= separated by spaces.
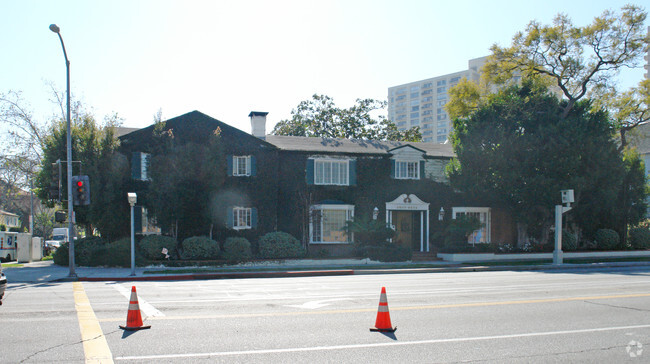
xmin=594 ymin=229 xmax=620 ymax=250
xmin=562 ymin=231 xmax=578 ymax=251
xmin=629 ymin=227 xmax=650 ymax=249
xmin=362 ymin=243 xmax=412 ymax=262
xmin=140 ymin=235 xmax=177 ymax=260
xmin=52 ymin=237 xmax=143 ymax=267
xmin=222 ymin=237 xmax=252 ymax=263
xmin=180 ymin=236 xmax=220 ymax=260
xmin=257 ymin=232 xmax=305 ymax=259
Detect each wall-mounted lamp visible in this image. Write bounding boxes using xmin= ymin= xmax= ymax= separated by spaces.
xmin=373 ymin=207 xmax=379 ymax=220
xmin=438 ymin=207 xmax=445 ymax=221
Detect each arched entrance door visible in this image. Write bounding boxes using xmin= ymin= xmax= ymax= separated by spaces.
xmin=386 ymin=194 xmax=430 ymax=252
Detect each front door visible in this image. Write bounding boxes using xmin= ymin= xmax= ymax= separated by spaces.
xmin=393 ymin=211 xmax=421 ymax=251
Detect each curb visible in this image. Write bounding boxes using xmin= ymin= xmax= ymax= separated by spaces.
xmin=75 ymin=269 xmax=355 ymax=282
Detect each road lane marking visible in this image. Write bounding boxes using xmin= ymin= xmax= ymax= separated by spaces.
xmin=112 ymin=284 xmax=165 ymax=317
xmin=114 ymin=323 xmax=650 ymax=360
xmin=73 ymin=282 xmax=114 ymax=363
xmin=285 ymin=298 xmax=353 ymax=309
xmin=98 ymin=292 xmax=650 ymax=322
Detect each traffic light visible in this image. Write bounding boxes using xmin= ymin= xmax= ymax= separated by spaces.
xmin=55 ymin=210 xmax=67 ymax=223
xmin=48 ymin=161 xmax=61 ymax=201
xmin=72 ymin=175 xmax=90 ymax=205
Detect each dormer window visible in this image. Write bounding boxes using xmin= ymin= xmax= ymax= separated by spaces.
xmin=389 ymin=145 xmax=426 ymax=181
xmin=394 ymin=161 xmax=420 ymax=179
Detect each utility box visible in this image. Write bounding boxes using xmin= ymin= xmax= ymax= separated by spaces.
xmin=17 ymin=233 xmax=34 ymax=263
xmin=561 ymin=189 xmax=574 ymax=204
xmin=31 ymin=237 xmax=43 ymax=261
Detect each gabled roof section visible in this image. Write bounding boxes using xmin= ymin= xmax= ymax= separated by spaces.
xmin=388 ymin=144 xmax=427 ymax=154
xmin=119 ymin=110 xmax=276 ymax=150
xmin=264 ymin=135 xmax=455 ymax=158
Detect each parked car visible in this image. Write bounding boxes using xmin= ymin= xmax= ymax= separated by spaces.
xmin=0 ymin=261 xmax=6 ymax=305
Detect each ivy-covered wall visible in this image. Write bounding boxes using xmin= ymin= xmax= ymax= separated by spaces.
xmin=276 ymin=150 xmax=465 ymax=254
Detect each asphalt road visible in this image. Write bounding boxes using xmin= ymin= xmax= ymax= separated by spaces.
xmin=3 ymin=266 xmax=650 ymax=363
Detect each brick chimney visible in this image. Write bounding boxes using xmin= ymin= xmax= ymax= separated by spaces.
xmin=249 ymin=111 xmax=268 ymax=140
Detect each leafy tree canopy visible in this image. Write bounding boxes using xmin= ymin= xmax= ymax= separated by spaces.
xmin=272 ymin=94 xmax=422 ymax=142
xmin=482 ymin=4 xmax=649 ymax=120
xmin=447 ymin=79 xmax=645 ymax=242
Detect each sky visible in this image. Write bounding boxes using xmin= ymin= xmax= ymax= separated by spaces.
xmin=1 ymin=0 xmax=647 ymax=135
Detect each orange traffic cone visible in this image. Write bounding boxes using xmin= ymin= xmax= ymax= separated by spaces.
xmin=119 ymin=286 xmax=151 ymax=331
xmin=370 ymin=286 xmax=396 ymax=332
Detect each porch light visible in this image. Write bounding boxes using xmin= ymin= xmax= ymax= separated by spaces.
xmin=438 ymin=207 xmax=444 ymax=221
xmin=373 ymin=207 xmax=379 ymax=220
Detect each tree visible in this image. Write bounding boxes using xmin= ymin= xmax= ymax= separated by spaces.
xmin=597 ymin=79 xmax=650 ymax=151
xmin=448 ymin=79 xmax=642 ymax=244
xmin=272 ymin=94 xmax=422 ymax=142
xmin=483 ymin=5 xmax=649 ymax=120
xmin=35 ymin=112 xmax=129 ymax=239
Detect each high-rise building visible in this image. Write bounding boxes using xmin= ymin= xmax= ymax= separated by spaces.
xmin=388 ymin=57 xmax=487 ymax=143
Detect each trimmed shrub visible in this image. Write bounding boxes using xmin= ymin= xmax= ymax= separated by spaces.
xmin=181 ymin=236 xmax=220 ymax=260
xmin=562 ymin=231 xmax=578 ymax=251
xmin=140 ymin=235 xmax=177 ymax=260
xmin=363 ymin=243 xmax=412 ymax=262
xmin=75 ymin=237 xmax=107 ymax=266
xmin=105 ymin=238 xmax=137 ymax=267
xmin=53 ymin=242 xmax=69 ymax=266
xmin=258 ymin=232 xmax=305 ymax=259
xmin=629 ymin=227 xmax=650 ymax=249
xmin=594 ymin=229 xmax=620 ymax=250
xmin=222 ymin=237 xmax=252 ymax=263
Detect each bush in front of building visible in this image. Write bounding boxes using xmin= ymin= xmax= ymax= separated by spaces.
xmin=562 ymin=231 xmax=578 ymax=251
xmin=257 ymin=232 xmax=305 ymax=259
xmin=629 ymin=227 xmax=650 ymax=249
xmin=180 ymin=236 xmax=220 ymax=260
xmin=53 ymin=242 xmax=69 ymax=266
xmin=222 ymin=237 xmax=252 ymax=263
xmin=140 ymin=235 xmax=177 ymax=260
xmin=363 ymin=243 xmax=412 ymax=262
xmin=105 ymin=238 xmax=144 ymax=267
xmin=594 ymin=229 xmax=620 ymax=250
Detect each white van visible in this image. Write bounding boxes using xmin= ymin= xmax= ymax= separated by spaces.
xmin=0 ymin=232 xmax=18 ymax=262
xmin=45 ymin=228 xmax=68 ymax=252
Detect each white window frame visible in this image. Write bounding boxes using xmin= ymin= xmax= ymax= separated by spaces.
xmin=233 ymin=207 xmax=252 ymax=230
xmin=140 ymin=207 xmax=161 ymax=235
xmin=310 ymin=204 xmax=354 ymax=244
xmin=314 ymin=159 xmax=349 ymax=186
xmin=452 ymin=207 xmax=491 ymax=244
xmin=394 ymin=160 xmax=420 ymax=180
xmin=233 ymin=156 xmax=251 ymax=176
xmin=139 ymin=152 xmax=151 ymax=181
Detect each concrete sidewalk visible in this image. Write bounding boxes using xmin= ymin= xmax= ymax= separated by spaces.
xmin=4 ymin=259 xmax=650 ymax=283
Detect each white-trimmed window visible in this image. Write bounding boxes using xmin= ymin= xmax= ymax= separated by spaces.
xmin=315 ymin=159 xmax=349 ymax=186
xmin=452 ymin=207 xmax=491 ymax=244
xmin=310 ymin=204 xmax=354 ymax=244
xmin=233 ymin=156 xmax=251 ymax=176
xmin=233 ymin=207 xmax=252 ymax=229
xmin=395 ymin=161 xmax=420 ymax=179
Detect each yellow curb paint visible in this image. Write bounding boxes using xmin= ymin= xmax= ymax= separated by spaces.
xmin=98 ymin=292 xmax=650 ymax=323
xmin=74 ymin=282 xmax=114 ymax=364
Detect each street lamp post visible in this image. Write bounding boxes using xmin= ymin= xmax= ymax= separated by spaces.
xmin=128 ymin=193 xmax=137 ymax=276
xmin=49 ymin=24 xmax=75 ymax=277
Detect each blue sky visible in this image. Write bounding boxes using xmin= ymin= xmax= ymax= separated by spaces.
xmin=1 ymin=0 xmax=646 ymax=133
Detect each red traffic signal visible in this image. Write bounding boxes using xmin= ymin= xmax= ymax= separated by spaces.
xmin=71 ymin=175 xmax=90 ymax=206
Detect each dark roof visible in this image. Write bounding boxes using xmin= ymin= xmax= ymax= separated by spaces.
xmin=119 ymin=110 xmax=276 ymax=149
xmin=113 ymin=127 xmax=140 ymax=138
xmin=264 ymin=135 xmax=455 ymax=158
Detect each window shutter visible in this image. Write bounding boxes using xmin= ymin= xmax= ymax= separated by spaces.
xmin=134 ymin=206 xmax=143 ymax=234
xmin=390 ymin=160 xmax=396 ymax=178
xmin=420 ymin=160 xmax=425 ymax=180
xmin=306 ymin=159 xmax=314 ymax=184
xmin=227 ymin=155 xmax=233 ymax=176
xmin=250 ymin=156 xmax=256 ymax=176
xmin=251 ymin=207 xmax=258 ymax=229
xmin=226 ymin=207 xmax=234 ymax=228
xmin=131 ymin=152 xmax=142 ymax=180
xmin=348 ymin=160 xmax=356 ymax=186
